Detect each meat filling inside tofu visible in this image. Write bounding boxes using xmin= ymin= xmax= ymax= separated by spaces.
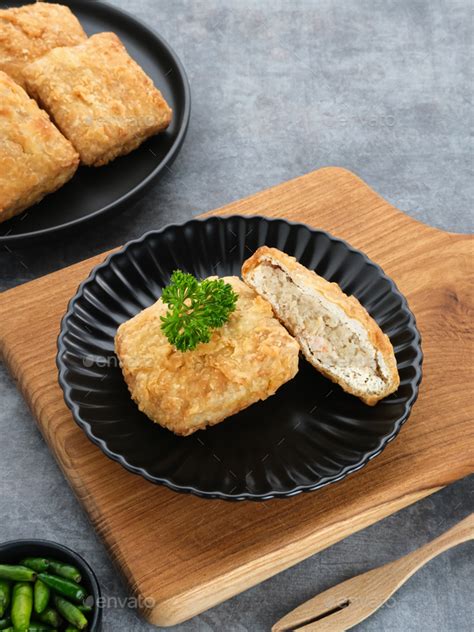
xmin=249 ymin=261 xmax=392 ymax=394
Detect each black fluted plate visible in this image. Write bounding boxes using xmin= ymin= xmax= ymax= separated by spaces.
xmin=57 ymin=216 xmax=422 ymax=500
xmin=0 ymin=0 xmax=190 ymax=244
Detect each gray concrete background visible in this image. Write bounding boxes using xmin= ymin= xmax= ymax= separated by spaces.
xmin=0 ymin=0 xmax=472 ymax=630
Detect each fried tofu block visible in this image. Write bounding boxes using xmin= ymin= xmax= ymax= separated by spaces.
xmin=0 ymin=2 xmax=86 ymax=88
xmin=242 ymin=247 xmax=400 ymax=405
xmin=115 ymin=277 xmax=300 ymax=436
xmin=0 ymin=71 xmax=79 ymax=223
xmin=24 ymin=32 xmax=173 ymax=167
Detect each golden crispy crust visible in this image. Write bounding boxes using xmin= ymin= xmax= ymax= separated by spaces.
xmin=115 ymin=277 xmax=300 ymax=436
xmin=242 ymin=246 xmax=400 ymax=405
xmin=0 ymin=71 xmax=79 ymax=222
xmin=23 ymin=32 xmax=173 ymax=166
xmin=0 ymin=2 xmax=86 ymax=88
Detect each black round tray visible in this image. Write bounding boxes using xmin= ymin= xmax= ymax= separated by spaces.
xmin=0 ymin=0 xmax=190 ymax=244
xmin=57 ymin=216 xmax=422 ymax=500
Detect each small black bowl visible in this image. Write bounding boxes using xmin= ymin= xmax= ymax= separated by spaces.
xmin=0 ymin=540 xmax=102 ymax=631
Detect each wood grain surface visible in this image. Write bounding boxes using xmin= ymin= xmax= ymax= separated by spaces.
xmin=0 ymin=168 xmax=472 ymax=626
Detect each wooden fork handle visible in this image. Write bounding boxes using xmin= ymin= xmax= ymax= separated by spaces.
xmin=272 ymin=514 xmax=473 ymax=632
xmin=387 ymin=512 xmax=474 ymax=582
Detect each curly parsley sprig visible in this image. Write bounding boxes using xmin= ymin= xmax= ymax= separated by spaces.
xmin=160 ymin=270 xmax=238 ymax=352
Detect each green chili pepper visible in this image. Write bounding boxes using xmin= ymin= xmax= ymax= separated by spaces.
xmin=34 ymin=579 xmax=50 ymax=614
xmin=38 ymin=606 xmax=62 ymax=628
xmin=20 ymin=559 xmax=50 ymax=574
xmin=53 ymin=596 xmax=87 ymax=630
xmin=77 ymin=603 xmax=92 ymax=614
xmin=27 ymin=625 xmax=57 ymax=632
xmin=47 ymin=561 xmax=81 ymax=584
xmin=37 ymin=574 xmax=86 ymax=604
xmin=11 ymin=582 xmax=33 ymax=630
xmin=0 ymin=581 xmax=10 ymax=618
xmin=0 ymin=565 xmax=36 ymax=582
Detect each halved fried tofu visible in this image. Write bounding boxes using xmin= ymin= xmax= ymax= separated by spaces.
xmin=242 ymin=247 xmax=400 ymax=405
xmin=24 ymin=32 xmax=172 ymax=167
xmin=0 ymin=71 xmax=79 ymax=223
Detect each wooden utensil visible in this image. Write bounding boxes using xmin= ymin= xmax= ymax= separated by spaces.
xmin=273 ymin=513 xmax=474 ymax=631
xmin=0 ymin=168 xmax=472 ymax=626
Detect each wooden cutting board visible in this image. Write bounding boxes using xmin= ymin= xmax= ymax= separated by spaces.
xmin=0 ymin=168 xmax=472 ymax=627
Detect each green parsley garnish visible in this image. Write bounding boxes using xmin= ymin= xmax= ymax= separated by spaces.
xmin=160 ymin=270 xmax=238 ymax=352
